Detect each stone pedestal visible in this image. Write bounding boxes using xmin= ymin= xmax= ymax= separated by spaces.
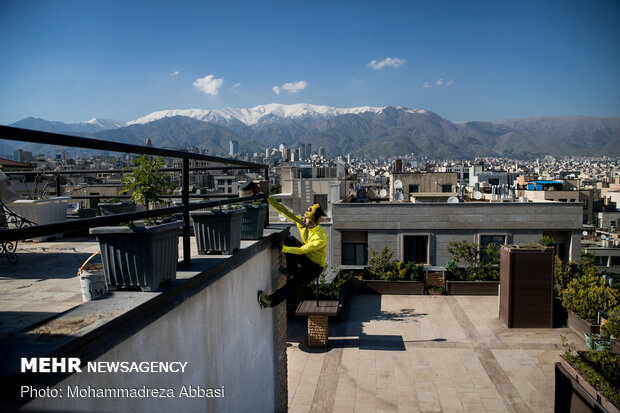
xmin=296 ymin=300 xmax=339 ymax=349
xmin=307 ymin=315 xmax=328 ymax=348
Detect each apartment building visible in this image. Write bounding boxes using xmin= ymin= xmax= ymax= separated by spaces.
xmin=389 ymin=172 xmax=458 ymax=203
xmin=275 ymin=165 xmax=346 ymax=218
xmin=517 ymin=179 xmax=594 ymax=225
xmin=330 ymin=201 xmax=583 ymax=267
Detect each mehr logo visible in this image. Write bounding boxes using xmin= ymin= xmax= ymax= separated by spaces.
xmin=21 ymin=358 xmax=82 ymax=373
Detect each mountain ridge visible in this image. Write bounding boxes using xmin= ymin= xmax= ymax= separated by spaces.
xmin=4 ymin=105 xmax=620 ymax=159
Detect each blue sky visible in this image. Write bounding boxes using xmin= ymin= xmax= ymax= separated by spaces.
xmin=0 ymin=0 xmax=618 ymax=124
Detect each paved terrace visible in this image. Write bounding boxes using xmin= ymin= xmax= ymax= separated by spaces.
xmin=287 ymin=294 xmax=585 ymax=413
xmin=1 ymin=237 xmax=585 ymax=412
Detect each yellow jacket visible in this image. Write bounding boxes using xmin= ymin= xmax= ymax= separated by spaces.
xmin=267 ymin=196 xmax=328 ymax=267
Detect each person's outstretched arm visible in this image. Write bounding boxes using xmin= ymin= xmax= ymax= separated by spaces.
xmin=266 ymin=196 xmax=304 ymax=226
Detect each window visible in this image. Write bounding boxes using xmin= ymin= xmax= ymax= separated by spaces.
xmin=480 ymin=235 xmax=505 ymax=261
xmin=217 ymin=179 xmax=225 ymax=185
xmin=488 ymin=178 xmax=500 ymax=186
xmin=409 ymin=184 xmax=419 ymax=193
xmin=403 ymin=235 xmax=429 ymax=264
xmin=611 ymin=256 xmax=620 ymax=266
xmin=441 ymin=184 xmax=452 ymax=193
xmin=593 ymin=255 xmax=608 ymax=266
xmin=480 ymin=235 xmax=505 ymax=249
xmin=341 ymin=232 xmax=367 ymax=265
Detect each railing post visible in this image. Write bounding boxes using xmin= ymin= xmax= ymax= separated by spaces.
xmin=182 ymin=157 xmax=191 ymax=266
xmin=55 ymin=174 xmax=61 ymax=197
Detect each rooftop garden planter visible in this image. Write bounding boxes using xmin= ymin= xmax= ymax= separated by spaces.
xmin=191 ymin=206 xmax=244 ymax=254
xmin=445 ymin=280 xmax=499 ymax=295
xmin=362 ymin=247 xmax=425 ymax=295
xmin=90 ymin=221 xmax=182 ymax=292
xmin=91 ymin=155 xmax=178 ymax=292
xmin=98 ymin=201 xmax=137 ymax=216
xmin=240 ymin=203 xmax=267 ymax=240
xmin=555 ymin=337 xmax=620 ymax=413
xmin=362 ymin=279 xmax=425 ymax=295
xmin=569 ymin=311 xmax=601 ymax=337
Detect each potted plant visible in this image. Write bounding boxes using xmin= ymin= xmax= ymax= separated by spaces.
xmin=240 ymin=198 xmax=268 ymax=240
xmin=602 ymin=310 xmax=620 ymax=355
xmin=561 ymin=272 xmax=619 ymax=338
xmin=90 ymin=156 xmax=182 ymax=292
xmin=287 ymin=267 xmax=353 ymax=321
xmin=427 ymin=286 xmax=445 ymax=295
xmin=444 ymin=240 xmax=500 ymax=295
xmin=98 ymin=197 xmax=137 ymax=216
xmin=191 ymin=204 xmax=245 ymax=254
xmin=362 ymin=246 xmax=425 ymax=294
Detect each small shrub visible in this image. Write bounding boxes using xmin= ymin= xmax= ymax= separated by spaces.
xmin=446 ymin=240 xmax=499 ymax=281
xmin=603 ymin=310 xmax=620 ymax=339
xmin=366 ymin=246 xmax=423 ymax=281
xmin=561 ymin=273 xmax=619 ymax=321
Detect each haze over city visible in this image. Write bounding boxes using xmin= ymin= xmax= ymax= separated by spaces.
xmin=1 ymin=0 xmax=619 ymax=126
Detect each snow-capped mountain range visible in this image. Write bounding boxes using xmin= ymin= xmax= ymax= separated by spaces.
xmin=4 ymin=104 xmax=620 ymax=159
xmin=127 ymin=103 xmax=427 ymax=126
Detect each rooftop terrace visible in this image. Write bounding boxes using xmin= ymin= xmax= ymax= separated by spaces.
xmin=0 ymin=235 xmax=586 ymax=412
xmin=287 ymin=294 xmax=584 ymax=413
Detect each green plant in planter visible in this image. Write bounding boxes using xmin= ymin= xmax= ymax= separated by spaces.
xmin=120 ymin=156 xmax=172 ymax=211
xmin=119 ymin=156 xmax=174 ymax=225
xmin=293 ymin=268 xmax=352 ymax=301
xmin=562 ymin=273 xmax=619 ymax=321
xmin=446 ymin=240 xmax=499 ymax=281
xmin=555 ymin=251 xmax=598 ymax=296
xmin=367 ymin=246 xmax=423 ymax=281
xmin=560 ymin=334 xmax=620 ymax=407
xmin=603 ymin=310 xmax=620 ymax=339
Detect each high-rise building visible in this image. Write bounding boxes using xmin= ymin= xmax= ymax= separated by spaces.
xmin=230 ymin=140 xmax=239 ymax=156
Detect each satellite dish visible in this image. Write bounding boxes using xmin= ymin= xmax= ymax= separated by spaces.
xmin=394 ymin=191 xmax=404 ymax=201
xmin=394 ymin=180 xmax=403 ymax=190
xmin=473 ymin=191 xmax=483 ymax=200
xmin=601 ymin=234 xmax=607 ymax=240
xmin=278 ymin=213 xmax=286 ymax=222
xmin=379 ymin=189 xmax=387 ymax=198
xmin=447 ymin=196 xmax=459 ymax=203
xmin=582 ymin=231 xmax=588 ymax=236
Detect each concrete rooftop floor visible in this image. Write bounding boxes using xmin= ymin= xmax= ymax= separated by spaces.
xmin=286 ymin=294 xmax=585 ymax=413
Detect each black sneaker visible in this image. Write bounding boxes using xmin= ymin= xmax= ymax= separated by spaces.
xmin=258 ymin=291 xmax=271 ymax=309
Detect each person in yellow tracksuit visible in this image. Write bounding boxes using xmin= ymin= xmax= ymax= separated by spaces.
xmin=258 ymin=195 xmax=328 ymax=308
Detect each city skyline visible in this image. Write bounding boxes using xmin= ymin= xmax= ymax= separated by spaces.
xmin=1 ymin=0 xmax=619 ymax=126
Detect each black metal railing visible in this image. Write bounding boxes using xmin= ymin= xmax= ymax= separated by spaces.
xmin=0 ymin=125 xmax=269 ymax=266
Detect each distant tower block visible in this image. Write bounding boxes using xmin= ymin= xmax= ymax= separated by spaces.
xmin=230 ymin=140 xmax=239 ymax=156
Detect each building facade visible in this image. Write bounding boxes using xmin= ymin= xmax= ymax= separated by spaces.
xmin=330 ymin=201 xmax=583 ymax=267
